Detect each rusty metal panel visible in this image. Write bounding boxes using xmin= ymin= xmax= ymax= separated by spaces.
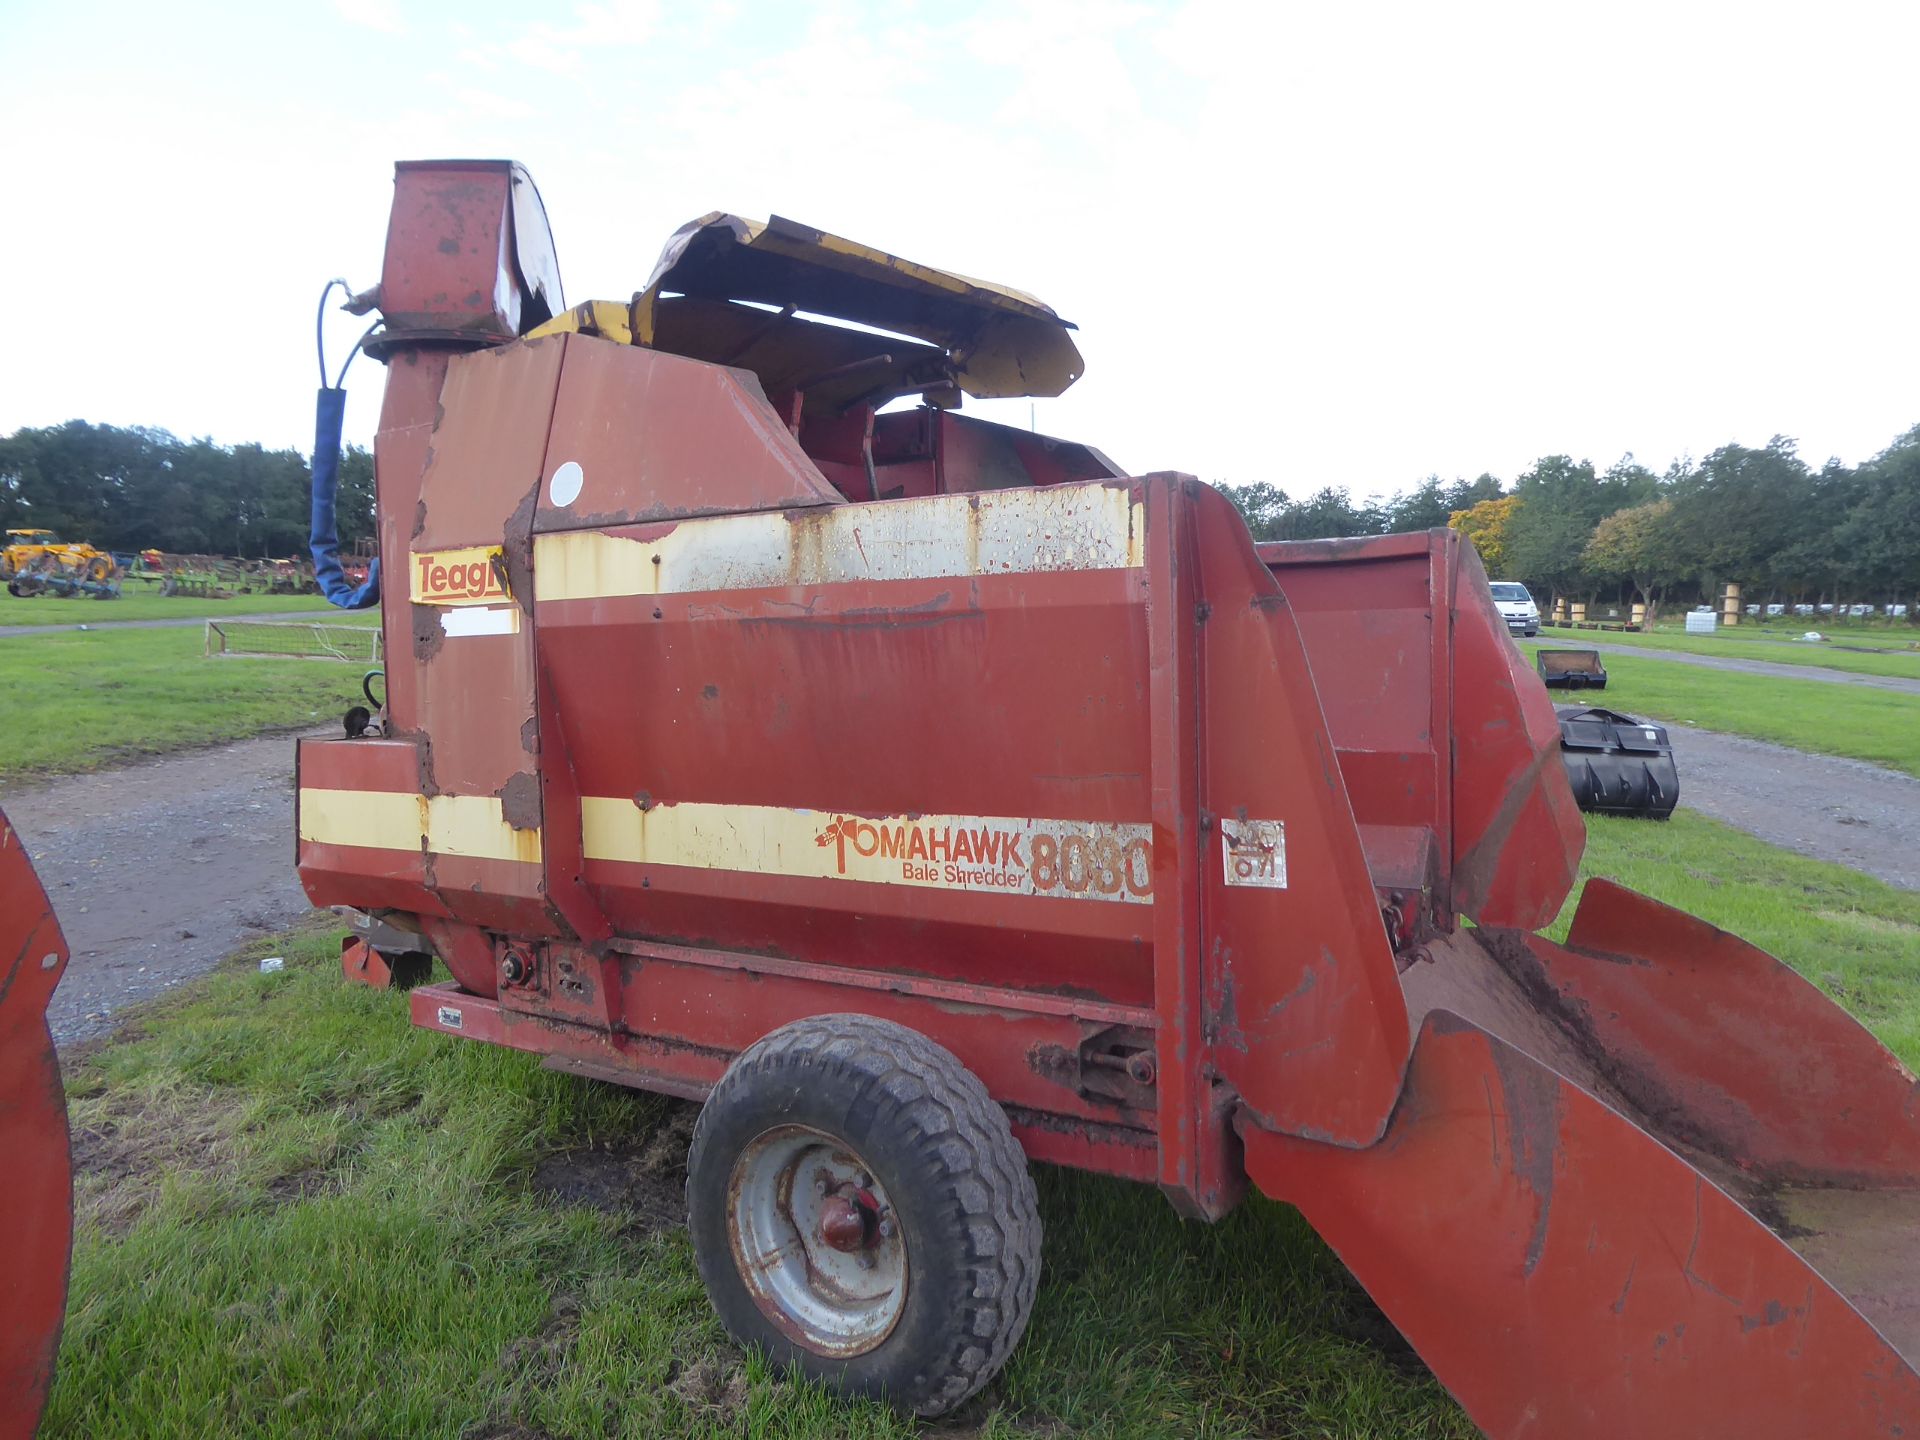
xmin=416 ymin=945 xmax=1160 ymax=1135
xmin=372 ymin=348 xmax=454 ymax=734
xmin=1445 ymin=536 xmax=1584 ymax=928
xmin=1259 ymin=529 xmax=1583 ymax=931
xmin=377 ymin=160 xmax=560 ymax=345
xmin=531 ymin=486 xmax=1157 ymax=1007
xmin=1193 ymin=487 xmax=1410 ymax=1150
xmin=403 ymin=340 xmax=564 ymax=933
xmin=1541 ymin=879 xmax=1920 ymax=1184
xmin=531 ymin=337 xmax=841 ymax=532
xmin=1243 ymin=1012 xmax=1920 ymax=1439
xmin=0 ymin=808 xmax=72 ymax=1440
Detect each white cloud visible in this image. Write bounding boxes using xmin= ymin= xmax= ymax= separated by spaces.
xmin=3 ymin=0 xmax=1918 ymax=500
xmin=332 ymin=0 xmax=404 ymax=35
xmin=465 ymin=0 xmax=662 ymax=75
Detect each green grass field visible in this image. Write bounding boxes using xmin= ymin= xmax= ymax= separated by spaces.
xmin=1522 ymin=641 xmax=1920 ymax=778
xmin=1538 ymin=623 xmax=1920 ymax=680
xmin=44 ymin=812 xmax=1920 ymax=1438
xmin=0 ymin=592 xmax=362 ymax=626
xmin=0 ymin=627 xmax=369 ymax=781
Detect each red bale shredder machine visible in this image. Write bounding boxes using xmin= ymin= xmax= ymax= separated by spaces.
xmin=9 ymin=160 xmax=1920 ymax=1438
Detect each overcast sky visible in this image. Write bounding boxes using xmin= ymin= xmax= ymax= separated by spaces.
xmin=3 ymin=1 xmax=1916 ymax=499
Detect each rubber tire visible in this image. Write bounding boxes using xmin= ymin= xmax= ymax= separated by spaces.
xmin=687 ymin=1014 xmax=1041 ymax=1417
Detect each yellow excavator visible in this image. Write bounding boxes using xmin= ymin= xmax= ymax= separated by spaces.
xmin=1 ymin=530 xmax=119 ymax=597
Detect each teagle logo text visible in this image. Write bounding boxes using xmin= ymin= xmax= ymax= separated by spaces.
xmin=411 ymin=547 xmax=508 ymax=606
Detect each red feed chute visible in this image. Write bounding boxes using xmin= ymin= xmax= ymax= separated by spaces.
xmin=0 ymin=810 xmax=72 ymax=1440
xmin=295 ymin=159 xmax=1920 ymax=1433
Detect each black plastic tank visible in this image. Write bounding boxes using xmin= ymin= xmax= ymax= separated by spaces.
xmin=1556 ymin=705 xmax=1679 ymax=820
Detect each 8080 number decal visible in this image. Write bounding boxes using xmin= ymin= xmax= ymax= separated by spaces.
xmin=1029 ymin=832 xmax=1153 ymax=899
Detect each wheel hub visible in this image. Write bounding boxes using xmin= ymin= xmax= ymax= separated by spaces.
xmin=727 ymin=1125 xmax=907 ymax=1357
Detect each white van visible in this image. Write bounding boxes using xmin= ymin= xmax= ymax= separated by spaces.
xmin=1488 ymin=582 xmax=1540 ymax=637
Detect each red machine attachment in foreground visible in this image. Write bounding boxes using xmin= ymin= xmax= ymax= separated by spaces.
xmin=297 ymin=161 xmax=1920 ymax=1433
xmin=1 ymin=811 xmax=73 ymax=1440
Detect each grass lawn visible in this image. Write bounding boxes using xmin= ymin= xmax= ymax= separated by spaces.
xmin=0 ymin=627 xmax=368 ymax=781
xmin=1521 ymin=641 xmax=1920 ymax=778
xmin=0 ymin=592 xmax=365 ymax=626
xmin=1536 ymin=625 xmax=1920 ymax=683
xmin=1537 ymin=623 xmax=1920 ymax=681
xmin=44 ymin=813 xmax=1920 ymax=1438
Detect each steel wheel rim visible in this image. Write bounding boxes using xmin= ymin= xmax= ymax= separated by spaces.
xmin=727 ymin=1124 xmax=907 ymax=1357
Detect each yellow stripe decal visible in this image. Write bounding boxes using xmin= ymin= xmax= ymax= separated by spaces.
xmin=298 ymin=788 xmax=542 ymax=865
xmin=534 ymin=487 xmax=1144 ymax=603
xmin=581 ymin=798 xmax=1153 ymax=904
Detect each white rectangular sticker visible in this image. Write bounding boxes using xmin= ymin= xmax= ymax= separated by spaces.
xmin=436 ymin=1005 xmax=464 ymax=1030
xmin=1221 ymin=819 xmax=1287 ymax=889
xmin=580 ymin=799 xmax=1154 ymax=904
xmin=441 ymin=605 xmax=521 ymax=637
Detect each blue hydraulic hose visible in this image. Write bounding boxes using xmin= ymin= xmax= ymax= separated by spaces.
xmin=309 ymin=386 xmax=380 ymax=608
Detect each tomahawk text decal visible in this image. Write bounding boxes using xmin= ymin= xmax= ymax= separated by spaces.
xmin=1221 ymin=818 xmax=1287 ymax=888
xmin=410 ymin=545 xmax=509 ymax=606
xmin=578 ymin=799 xmax=1153 ymax=904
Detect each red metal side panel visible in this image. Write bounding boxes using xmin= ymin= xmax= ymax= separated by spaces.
xmin=1244 ymin=1014 xmax=1920 ymax=1440
xmin=0 ymin=809 xmax=71 ymax=1440
xmin=530 ymin=338 xmax=842 ymax=532
xmin=1445 ymin=538 xmax=1583 ymax=928
xmin=1140 ymin=479 xmax=1229 ymax=1215
xmin=1543 ymin=880 xmax=1920 ymax=1184
xmin=532 ymin=499 xmax=1158 ymax=1007
xmin=378 ymin=161 xmax=515 ymax=340
xmin=295 ymin=737 xmax=447 ymax=917
xmin=374 ymin=349 xmax=454 ymax=734
xmin=408 ymin=341 xmax=564 ymax=936
xmin=1255 ymin=533 xmax=1449 ymax=900
xmin=1193 ymin=488 xmax=1410 ymax=1147
xmin=1258 ymin=529 xmax=1582 ymax=929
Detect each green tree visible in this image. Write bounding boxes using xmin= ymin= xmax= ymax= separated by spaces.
xmin=1212 ymin=481 xmax=1290 ymax=541
xmin=1502 ymin=455 xmax=1659 ymax=597
xmin=1662 ymin=437 xmax=1814 ymax=597
xmin=1582 ymin=498 xmax=1682 ymax=620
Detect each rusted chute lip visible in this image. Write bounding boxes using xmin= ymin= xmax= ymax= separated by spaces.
xmin=634 ymin=212 xmax=1085 ymax=401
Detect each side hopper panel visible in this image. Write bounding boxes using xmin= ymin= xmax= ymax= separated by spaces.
xmin=1243 ymin=1014 xmax=1920 ymax=1440
xmin=1192 ymin=487 xmax=1411 ymax=1147
xmin=1443 ymin=538 xmax=1584 ymax=929
xmin=0 ymin=809 xmax=72 ymax=1440
xmin=1529 ymin=878 xmax=1920 ymax=1186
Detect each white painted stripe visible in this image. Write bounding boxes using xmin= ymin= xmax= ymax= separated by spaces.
xmin=534 ymin=485 xmax=1144 ymax=602
xmin=580 ymin=797 xmax=1154 ymax=904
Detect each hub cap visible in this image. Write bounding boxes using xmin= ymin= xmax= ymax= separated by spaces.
xmin=727 ymin=1125 xmax=907 ymax=1357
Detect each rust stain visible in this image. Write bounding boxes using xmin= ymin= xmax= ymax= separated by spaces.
xmin=411 ymin=604 xmax=444 ymax=662
xmin=496 ymin=772 xmax=543 ymax=831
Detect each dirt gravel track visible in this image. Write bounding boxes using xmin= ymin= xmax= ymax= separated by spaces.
xmin=1666 ymin=725 xmax=1920 ymax=890
xmin=4 ymin=730 xmax=322 ymax=1045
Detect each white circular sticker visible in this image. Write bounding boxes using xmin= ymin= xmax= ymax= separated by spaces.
xmin=548 ymin=460 xmax=584 ymax=508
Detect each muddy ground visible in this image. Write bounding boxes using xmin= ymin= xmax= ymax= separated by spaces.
xmin=7 ymin=718 xmax=1918 ymax=1048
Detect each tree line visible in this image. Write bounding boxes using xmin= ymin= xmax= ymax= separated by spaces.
xmin=0 ymin=421 xmax=374 ymax=556
xmin=5 ymin=417 xmax=1915 ymax=617
xmin=1218 ymin=423 xmax=1920 ymax=617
